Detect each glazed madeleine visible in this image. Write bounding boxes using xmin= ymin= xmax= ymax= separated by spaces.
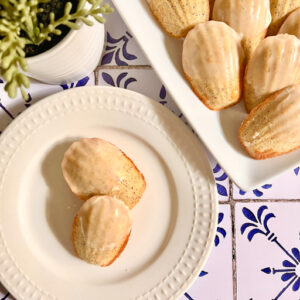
xmin=148 ymin=0 xmax=209 ymax=38
xmin=182 ymin=21 xmax=245 ymax=110
xmin=244 ymin=34 xmax=300 ymax=112
xmin=239 ymin=85 xmax=300 ymax=159
xmin=279 ymin=8 xmax=300 ymax=39
xmin=61 ymin=138 xmax=146 ymax=209
xmin=213 ymin=0 xmax=271 ymax=59
xmin=268 ymin=0 xmax=300 ymax=35
xmin=72 ymin=196 xmax=132 ymax=266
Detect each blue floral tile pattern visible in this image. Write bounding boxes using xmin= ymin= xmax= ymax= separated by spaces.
xmin=97 ymin=69 xmax=183 ymax=116
xmin=233 ymin=166 xmax=300 ymax=199
xmin=239 ymin=184 xmax=273 ymax=197
xmin=213 ymin=164 xmax=228 ymax=198
xmin=60 ymin=76 xmax=90 ymax=90
xmin=101 ymin=32 xmax=137 ymax=66
xmin=204 ymin=158 xmax=230 ymax=201
xmin=215 ymin=212 xmax=227 ymax=247
xmin=0 ymin=75 xmax=94 ymax=133
xmin=181 ymin=205 xmax=233 ymax=300
xmin=236 ymin=203 xmax=300 ymax=299
xmin=101 ymin=0 xmax=149 ymax=66
xmin=240 ymin=205 xmax=300 ymax=299
xmin=101 ymin=72 xmax=137 ymax=88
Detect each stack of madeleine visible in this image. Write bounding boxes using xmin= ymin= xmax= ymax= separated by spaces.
xmin=61 ymin=138 xmax=146 ymax=267
xmin=148 ymin=0 xmax=300 ymax=160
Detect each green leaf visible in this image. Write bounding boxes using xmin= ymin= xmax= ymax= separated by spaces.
xmin=94 ymin=15 xmax=105 ymax=23
xmin=5 ymin=80 xmax=18 ymax=99
xmin=80 ymin=17 xmax=93 ymax=26
xmin=34 ymin=26 xmax=40 ymax=36
xmin=64 ymin=2 xmax=73 ymax=15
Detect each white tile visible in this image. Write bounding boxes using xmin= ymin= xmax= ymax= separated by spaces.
xmin=181 ymin=205 xmax=233 ymax=300
xmin=236 ymin=202 xmax=300 ymax=300
xmin=233 ymin=167 xmax=300 ymax=199
xmin=0 ymin=74 xmax=94 ymax=132
xmin=100 ymin=0 xmax=149 ymax=66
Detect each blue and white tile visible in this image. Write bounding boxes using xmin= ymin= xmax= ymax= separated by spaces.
xmin=100 ymin=0 xmax=149 ymax=66
xmin=206 ymin=152 xmax=230 ymax=201
xmin=0 ymin=74 xmax=94 ymax=132
xmin=236 ymin=203 xmax=300 ymax=300
xmin=97 ymin=68 xmax=183 ymax=118
xmin=233 ymin=167 xmax=300 ymax=199
xmin=181 ymin=205 xmax=233 ymax=300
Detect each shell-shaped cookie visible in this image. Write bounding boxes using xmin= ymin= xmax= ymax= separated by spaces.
xmin=279 ymin=7 xmax=300 ymax=39
xmin=61 ymin=138 xmax=146 ymax=209
xmin=72 ymin=196 xmax=132 ymax=266
xmin=148 ymin=0 xmax=209 ymax=38
xmin=239 ymin=85 xmax=300 ymax=159
xmin=182 ymin=21 xmax=245 ymax=110
xmin=212 ymin=0 xmax=271 ymax=59
xmin=244 ymin=34 xmax=300 ymax=112
xmin=268 ymin=0 xmax=300 ymax=35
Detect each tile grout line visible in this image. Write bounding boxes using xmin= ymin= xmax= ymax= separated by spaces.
xmin=231 ymin=198 xmax=300 ymax=203
xmin=219 ymin=200 xmax=230 ymax=204
xmin=94 ymin=68 xmax=99 ymax=85
xmin=95 ymin=65 xmax=152 ymax=72
xmin=229 ymin=179 xmax=238 ymax=300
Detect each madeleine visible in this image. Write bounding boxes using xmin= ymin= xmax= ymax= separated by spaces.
xmin=182 ymin=21 xmax=245 ymax=110
xmin=244 ymin=34 xmax=300 ymax=112
xmin=62 ymin=138 xmax=146 ymax=209
xmin=148 ymin=0 xmax=209 ymax=38
xmin=213 ymin=0 xmax=271 ymax=60
xmin=240 ymin=85 xmax=300 ymax=159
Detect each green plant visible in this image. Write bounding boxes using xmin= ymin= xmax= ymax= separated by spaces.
xmin=0 ymin=0 xmax=113 ymax=99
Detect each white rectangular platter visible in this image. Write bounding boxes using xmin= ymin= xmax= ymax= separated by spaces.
xmin=112 ymin=0 xmax=300 ymax=191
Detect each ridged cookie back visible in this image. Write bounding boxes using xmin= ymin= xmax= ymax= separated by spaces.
xmin=212 ymin=0 xmax=271 ymax=59
xmin=148 ymin=0 xmax=209 ymax=38
xmin=279 ymin=7 xmax=300 ymax=39
xmin=244 ymin=34 xmax=300 ymax=112
xmin=182 ymin=21 xmax=245 ymax=110
xmin=61 ymin=138 xmax=146 ymax=209
xmin=72 ymin=196 xmax=132 ymax=266
xmin=213 ymin=0 xmax=271 ymax=38
xmin=268 ymin=0 xmax=300 ymax=35
xmin=240 ymin=85 xmax=300 ymax=159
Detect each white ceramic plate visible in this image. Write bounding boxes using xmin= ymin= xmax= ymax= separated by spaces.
xmin=0 ymin=87 xmax=217 ymax=300
xmin=112 ymin=0 xmax=300 ymax=190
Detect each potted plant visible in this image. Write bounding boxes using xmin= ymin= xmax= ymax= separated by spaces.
xmin=0 ymin=0 xmax=113 ymax=100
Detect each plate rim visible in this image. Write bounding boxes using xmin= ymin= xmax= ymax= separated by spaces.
xmin=0 ymin=86 xmax=218 ymax=300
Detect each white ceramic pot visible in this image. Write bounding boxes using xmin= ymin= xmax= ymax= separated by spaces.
xmin=26 ymin=20 xmax=104 ymax=84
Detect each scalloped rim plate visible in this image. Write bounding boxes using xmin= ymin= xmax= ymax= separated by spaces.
xmin=112 ymin=0 xmax=300 ymax=191
xmin=0 ymin=87 xmax=217 ymax=300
